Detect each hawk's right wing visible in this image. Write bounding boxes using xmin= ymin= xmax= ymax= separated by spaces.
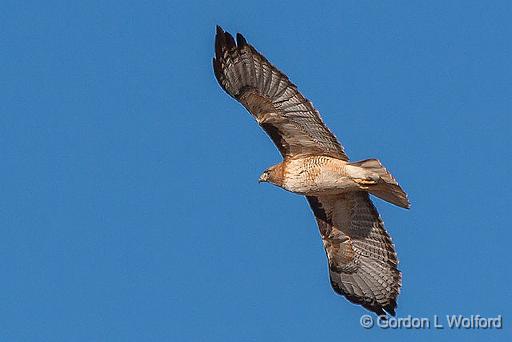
xmin=213 ymin=26 xmax=348 ymax=160
xmin=307 ymin=192 xmax=401 ymax=316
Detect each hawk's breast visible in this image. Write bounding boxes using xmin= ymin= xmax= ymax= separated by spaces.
xmin=281 ymin=157 xmax=358 ymax=195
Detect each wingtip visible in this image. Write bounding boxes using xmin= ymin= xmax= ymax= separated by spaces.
xmin=236 ymin=32 xmax=247 ymax=46
xmin=364 ymin=299 xmax=397 ymax=318
xmin=214 ymin=27 xmax=224 ymax=60
xmin=215 ymin=26 xmax=237 ymax=58
xmin=384 ymin=303 xmax=397 ymax=317
xmin=224 ymin=31 xmax=236 ymax=48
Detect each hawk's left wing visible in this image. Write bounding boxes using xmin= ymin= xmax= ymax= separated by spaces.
xmin=306 ymin=192 xmax=401 ymax=316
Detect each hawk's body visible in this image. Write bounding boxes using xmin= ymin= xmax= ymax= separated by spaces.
xmin=265 ymin=157 xmax=387 ymax=195
xmin=213 ymin=26 xmax=410 ymax=316
xmin=272 ymin=157 xmax=365 ymax=195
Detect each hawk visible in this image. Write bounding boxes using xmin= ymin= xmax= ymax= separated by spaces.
xmin=213 ymin=26 xmax=410 ymax=316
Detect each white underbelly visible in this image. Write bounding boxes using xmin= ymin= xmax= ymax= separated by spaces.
xmin=282 ymin=168 xmax=359 ymax=195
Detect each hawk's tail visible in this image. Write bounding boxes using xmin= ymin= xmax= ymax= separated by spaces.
xmin=350 ymin=159 xmax=410 ymax=209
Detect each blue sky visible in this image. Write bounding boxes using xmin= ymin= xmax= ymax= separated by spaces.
xmin=1 ymin=0 xmax=511 ymax=341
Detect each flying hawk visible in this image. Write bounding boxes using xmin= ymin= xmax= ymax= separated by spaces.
xmin=213 ymin=26 xmax=410 ymax=316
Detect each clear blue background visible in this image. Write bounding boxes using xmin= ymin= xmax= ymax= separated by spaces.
xmin=1 ymin=1 xmax=510 ymax=341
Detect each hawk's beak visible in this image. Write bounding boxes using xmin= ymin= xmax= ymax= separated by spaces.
xmin=258 ymin=173 xmax=268 ymax=183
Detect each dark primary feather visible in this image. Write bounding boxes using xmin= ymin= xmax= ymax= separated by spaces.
xmin=213 ymin=26 xmax=348 ymax=160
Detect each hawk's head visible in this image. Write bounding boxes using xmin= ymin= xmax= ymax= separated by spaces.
xmin=258 ymin=170 xmax=271 ymax=183
xmin=258 ymin=164 xmax=284 ymax=186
